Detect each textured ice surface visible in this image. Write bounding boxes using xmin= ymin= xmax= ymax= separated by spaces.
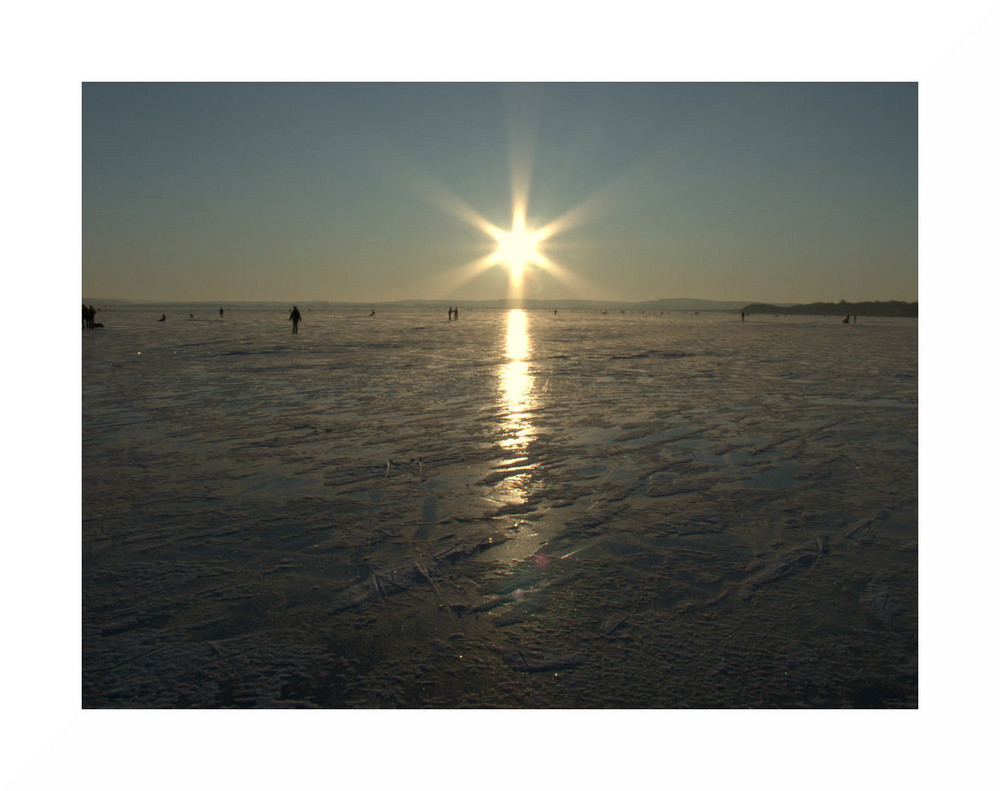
xmin=83 ymin=307 xmax=917 ymax=707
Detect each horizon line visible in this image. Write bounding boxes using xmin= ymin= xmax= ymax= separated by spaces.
xmin=81 ymin=296 xmax=918 ymax=308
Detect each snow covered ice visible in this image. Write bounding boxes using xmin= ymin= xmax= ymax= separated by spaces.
xmin=82 ymin=307 xmax=917 ymax=707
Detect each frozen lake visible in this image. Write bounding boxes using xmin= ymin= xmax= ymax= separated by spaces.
xmin=82 ymin=306 xmax=917 ymax=707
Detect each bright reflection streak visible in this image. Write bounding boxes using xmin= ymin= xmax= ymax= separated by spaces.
xmin=486 ymin=308 xmax=556 ymax=568
xmin=498 ymin=309 xmax=535 ymax=453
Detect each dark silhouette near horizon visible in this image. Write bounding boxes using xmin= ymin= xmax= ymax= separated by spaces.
xmin=290 ymin=306 xmax=302 ymax=333
xmin=744 ymin=300 xmax=916 ymax=318
xmin=843 ymin=315 xmax=850 ymax=324
xmin=741 ymin=311 xmax=745 ymax=322
xmin=219 ymin=307 xmax=224 ymax=317
xmin=159 ymin=314 xmax=166 ymax=322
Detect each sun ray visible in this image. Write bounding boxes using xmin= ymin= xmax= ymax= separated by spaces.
xmin=371 ymin=144 xmax=500 ymax=238
xmin=405 ymin=89 xmax=662 ymax=302
xmin=423 ymin=253 xmax=500 ymax=297
xmin=533 ymin=256 xmax=606 ymax=297
xmin=534 ymin=150 xmax=668 ymax=240
xmin=367 ymin=96 xmax=645 ymax=302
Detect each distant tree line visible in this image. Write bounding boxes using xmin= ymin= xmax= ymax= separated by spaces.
xmin=742 ymin=300 xmax=917 ymax=318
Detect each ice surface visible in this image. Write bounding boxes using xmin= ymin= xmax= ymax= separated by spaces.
xmin=83 ymin=307 xmax=917 ymax=707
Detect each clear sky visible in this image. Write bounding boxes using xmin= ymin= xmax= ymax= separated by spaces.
xmin=83 ymin=82 xmax=917 ymax=305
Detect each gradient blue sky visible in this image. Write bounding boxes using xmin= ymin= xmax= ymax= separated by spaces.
xmin=83 ymin=82 xmax=916 ymax=304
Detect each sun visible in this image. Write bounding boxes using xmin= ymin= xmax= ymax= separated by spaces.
xmin=487 ymin=210 xmax=549 ymax=287
xmin=420 ymin=145 xmax=607 ymax=301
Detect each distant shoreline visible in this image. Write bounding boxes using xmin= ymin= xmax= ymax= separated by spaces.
xmin=82 ymin=297 xmax=918 ymax=317
xmin=742 ymin=300 xmax=917 ymax=318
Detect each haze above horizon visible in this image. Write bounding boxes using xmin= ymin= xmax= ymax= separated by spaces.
xmin=83 ymin=83 xmax=917 ymax=305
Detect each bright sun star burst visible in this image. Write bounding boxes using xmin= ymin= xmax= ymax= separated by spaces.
xmin=419 ymin=110 xmax=612 ymax=303
xmin=487 ymin=209 xmax=550 ymax=289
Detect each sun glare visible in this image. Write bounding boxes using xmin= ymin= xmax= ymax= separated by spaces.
xmin=493 ymin=229 xmax=542 ymax=279
xmin=486 ymin=209 xmax=551 ymax=295
xmin=417 ymin=99 xmax=614 ymax=302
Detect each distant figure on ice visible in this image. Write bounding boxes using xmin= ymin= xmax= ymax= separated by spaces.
xmin=741 ymin=311 xmax=745 ymax=322
xmin=842 ymin=315 xmax=850 ymax=324
xmin=448 ymin=307 xmax=453 ymax=321
xmin=453 ymin=307 xmax=458 ymax=320
xmin=87 ymin=305 xmax=97 ymax=329
xmin=82 ymin=304 xmax=91 ymax=330
xmin=219 ymin=307 xmax=224 ymax=318
xmin=289 ymin=305 xmax=302 ymax=333
xmin=159 ymin=313 xmax=166 ymax=322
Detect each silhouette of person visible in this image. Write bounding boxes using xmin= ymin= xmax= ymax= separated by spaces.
xmin=159 ymin=314 xmax=166 ymax=322
xmin=88 ymin=306 xmax=96 ymax=329
xmin=290 ymin=306 xmax=302 ymax=333
xmin=741 ymin=311 xmax=745 ymax=322
xmin=448 ymin=307 xmax=453 ymax=321
xmin=453 ymin=307 xmax=458 ymax=320
xmin=83 ymin=305 xmax=90 ymax=330
xmin=219 ymin=307 xmax=224 ymax=317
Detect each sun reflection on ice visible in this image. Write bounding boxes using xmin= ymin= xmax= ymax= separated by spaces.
xmin=499 ymin=308 xmax=535 ymax=453
xmin=484 ymin=308 xmax=539 ymax=521
xmin=483 ymin=308 xmax=559 ymax=570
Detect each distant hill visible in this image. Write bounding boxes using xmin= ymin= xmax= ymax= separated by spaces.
xmin=634 ymin=297 xmax=752 ymax=312
xmin=743 ymin=300 xmax=917 ymax=318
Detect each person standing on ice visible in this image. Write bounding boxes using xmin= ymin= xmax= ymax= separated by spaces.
xmin=289 ymin=305 xmax=302 ymax=333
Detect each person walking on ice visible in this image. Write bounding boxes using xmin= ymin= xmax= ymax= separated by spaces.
xmin=289 ymin=305 xmax=302 ymax=333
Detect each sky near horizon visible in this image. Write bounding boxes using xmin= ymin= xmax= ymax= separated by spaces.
xmin=83 ymin=82 xmax=917 ymax=305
